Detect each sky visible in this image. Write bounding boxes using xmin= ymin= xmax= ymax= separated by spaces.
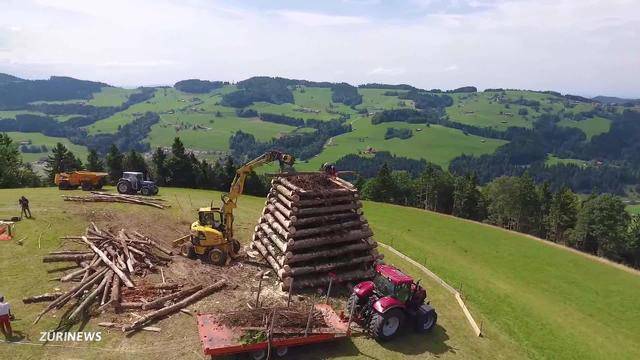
xmin=0 ymin=0 xmax=638 ymax=97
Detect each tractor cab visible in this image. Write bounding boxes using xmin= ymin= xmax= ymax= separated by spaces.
xmin=374 ymin=264 xmax=427 ymax=306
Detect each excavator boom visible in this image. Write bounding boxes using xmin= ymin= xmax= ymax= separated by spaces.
xmin=221 ymin=150 xmax=295 ymax=239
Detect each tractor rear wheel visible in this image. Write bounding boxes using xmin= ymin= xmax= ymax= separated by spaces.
xmin=206 ymin=248 xmax=227 ymax=265
xmin=346 ymin=293 xmax=362 ymax=319
xmin=117 ymin=181 xmax=132 ymax=194
xmin=180 ymin=244 xmax=196 ymax=259
xmin=58 ymin=181 xmax=70 ymax=190
xmin=369 ymin=308 xmax=405 ymax=341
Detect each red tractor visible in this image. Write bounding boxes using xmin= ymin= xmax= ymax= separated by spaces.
xmin=347 ymin=264 xmax=437 ymax=341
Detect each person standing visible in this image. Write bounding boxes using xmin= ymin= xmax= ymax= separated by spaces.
xmin=0 ymin=294 xmax=13 ymax=339
xmin=18 ymin=196 xmax=31 ymax=219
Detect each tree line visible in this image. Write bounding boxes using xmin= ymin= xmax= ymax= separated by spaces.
xmin=357 ymin=162 xmax=640 ymax=268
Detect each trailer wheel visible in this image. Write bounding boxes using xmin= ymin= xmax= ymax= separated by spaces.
xmin=276 ymin=346 xmax=288 ymax=357
xmin=369 ymin=308 xmax=404 ymax=341
xmin=58 ymin=181 xmax=70 ymax=190
xmin=250 ymin=349 xmax=267 ymax=360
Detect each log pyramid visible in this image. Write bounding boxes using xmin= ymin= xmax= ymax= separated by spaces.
xmin=251 ymin=173 xmax=381 ymax=291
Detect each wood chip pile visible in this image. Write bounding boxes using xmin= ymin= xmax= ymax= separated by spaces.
xmin=251 ymin=174 xmax=381 ymax=291
xmin=61 ymin=191 xmax=169 ymax=209
xmin=27 ymin=225 xmax=226 ymax=332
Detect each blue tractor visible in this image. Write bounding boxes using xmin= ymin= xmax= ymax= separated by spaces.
xmin=116 ymin=172 xmax=159 ymax=196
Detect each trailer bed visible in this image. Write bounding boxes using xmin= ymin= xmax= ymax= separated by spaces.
xmin=197 ymin=304 xmax=351 ymax=357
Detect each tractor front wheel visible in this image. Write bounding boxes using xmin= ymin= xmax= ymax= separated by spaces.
xmin=207 ymin=248 xmax=227 ymax=266
xmin=117 ymin=181 xmax=132 ymax=194
xmin=141 ymin=187 xmax=151 ymax=196
xmin=369 ymin=308 xmax=405 ymax=341
xmin=414 ymin=307 xmax=437 ymax=333
xmin=81 ymin=181 xmax=93 ymax=191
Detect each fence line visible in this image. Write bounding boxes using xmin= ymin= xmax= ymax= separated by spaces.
xmin=377 ymin=242 xmax=482 ymax=337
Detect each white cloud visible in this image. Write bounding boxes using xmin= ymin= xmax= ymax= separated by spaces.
xmin=369 ymin=67 xmax=406 ymax=76
xmin=274 ymin=10 xmax=370 ymax=26
xmin=0 ymin=0 xmax=638 ymax=96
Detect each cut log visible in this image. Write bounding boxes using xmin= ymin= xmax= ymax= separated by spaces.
xmin=282 ymin=255 xmax=378 ymax=277
xmin=259 ymin=221 xmax=290 ymax=248
xmin=267 ymin=197 xmax=295 ymax=218
xmin=285 ymin=242 xmax=375 ymax=264
xmin=22 ymin=292 xmax=64 ymax=304
xmin=110 ymin=277 xmax=121 ymax=310
xmin=282 ymin=268 xmax=375 ymax=291
xmin=272 ymin=191 xmax=296 ymax=210
xmin=293 ymin=213 xmax=363 ymax=228
xmin=286 ymin=229 xmax=373 ymax=251
xmin=142 ymin=284 xmax=203 ymax=310
xmin=123 ymin=280 xmax=226 ymax=332
xmin=295 ymin=202 xmax=362 ymax=217
xmin=255 ymin=223 xmax=288 ymax=252
xmin=295 ymin=195 xmax=358 ymax=207
xmin=273 ymin=185 xmax=299 ymax=202
xmin=290 ymin=220 xmax=366 ymax=239
xmin=254 ymin=232 xmax=286 ymax=266
xmin=101 ymin=272 xmax=115 ymax=305
xmin=120 ymin=302 xmax=144 ymax=309
xmin=69 ymin=271 xmax=111 ymax=320
xmin=33 ymin=267 xmax=109 ymax=324
xmin=98 ymin=322 xmax=161 ymax=332
xmin=151 ymin=283 xmax=183 ymax=290
xmin=266 ymin=205 xmax=295 ymax=228
xmin=43 ymin=254 xmax=95 ymax=263
xmin=254 ymin=241 xmax=283 ymax=275
xmin=81 ymin=236 xmax=134 ymax=288
xmin=276 ymin=177 xmax=306 ymax=194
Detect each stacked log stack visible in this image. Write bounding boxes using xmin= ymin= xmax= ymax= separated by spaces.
xmin=252 ymin=173 xmax=381 ymax=291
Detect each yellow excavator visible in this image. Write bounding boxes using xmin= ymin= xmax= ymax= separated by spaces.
xmin=175 ymin=150 xmax=295 ymax=265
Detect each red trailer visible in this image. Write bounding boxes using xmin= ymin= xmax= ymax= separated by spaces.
xmin=196 ymin=304 xmax=353 ymax=359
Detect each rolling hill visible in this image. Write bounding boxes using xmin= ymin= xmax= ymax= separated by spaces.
xmin=0 ymin=73 xmax=624 ymax=177
xmin=0 ymin=187 xmax=638 ymax=359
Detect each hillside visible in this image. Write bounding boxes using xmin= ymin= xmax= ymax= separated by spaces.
xmin=1 ymin=187 xmax=638 ymax=359
xmin=2 ymin=74 xmax=635 ymax=189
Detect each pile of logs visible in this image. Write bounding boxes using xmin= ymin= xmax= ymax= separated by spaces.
xmin=251 ymin=174 xmax=381 ymax=291
xmin=61 ymin=192 xmax=168 ymax=209
xmin=28 ymin=225 xmax=226 ymax=332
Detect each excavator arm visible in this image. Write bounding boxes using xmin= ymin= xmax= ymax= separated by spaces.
xmin=221 ymin=150 xmax=295 ymax=239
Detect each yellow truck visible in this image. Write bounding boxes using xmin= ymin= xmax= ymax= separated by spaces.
xmin=54 ymin=171 xmax=108 ymax=191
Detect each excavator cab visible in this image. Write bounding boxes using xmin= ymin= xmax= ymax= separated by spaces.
xmin=198 ymin=208 xmax=224 ymax=231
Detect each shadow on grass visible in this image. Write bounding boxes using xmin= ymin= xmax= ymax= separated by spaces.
xmin=378 ymin=324 xmax=454 ymax=356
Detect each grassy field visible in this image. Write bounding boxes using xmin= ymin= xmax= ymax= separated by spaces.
xmin=557 ymin=117 xmax=611 ymax=140
xmin=355 ymin=89 xmax=412 ymax=112
xmin=1 ymin=187 xmax=638 ymax=359
xmin=5 ymin=131 xmax=89 ymax=163
xmin=626 ymin=204 xmax=640 ymax=215
xmin=86 ymin=87 xmax=137 ymax=107
xmin=545 ymin=154 xmax=589 ymax=167
xmin=446 ymin=92 xmax=534 ymax=131
xmin=297 ymin=118 xmax=506 ymax=170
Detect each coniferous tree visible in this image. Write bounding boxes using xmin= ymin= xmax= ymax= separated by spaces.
xmin=151 ymin=147 xmax=169 ymax=186
xmin=105 ymin=144 xmax=124 ymax=183
xmin=86 ymin=149 xmax=104 ymax=172
xmin=0 ymin=133 xmax=41 ymax=188
xmin=123 ymin=149 xmax=148 ymax=177
xmin=45 ymin=142 xmax=83 ymax=183
xmin=362 ymin=163 xmax=396 ymax=203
